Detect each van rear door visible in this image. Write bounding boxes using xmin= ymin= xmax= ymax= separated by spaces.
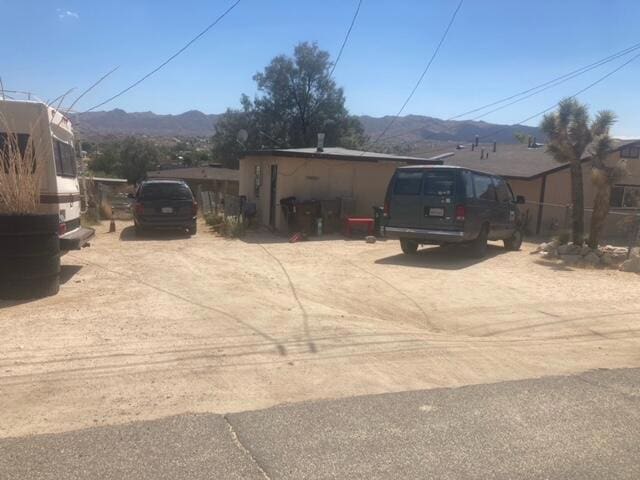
xmin=421 ymin=170 xmax=458 ymax=230
xmin=388 ymin=170 xmax=423 ymax=227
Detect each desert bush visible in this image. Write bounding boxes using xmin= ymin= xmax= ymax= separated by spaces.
xmin=0 ymin=115 xmax=46 ymax=214
xmin=205 ymin=213 xmax=246 ymax=238
xmin=553 ymin=229 xmax=572 ymax=245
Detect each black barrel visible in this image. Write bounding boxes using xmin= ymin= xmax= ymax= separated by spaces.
xmin=0 ymin=214 xmax=61 ymax=299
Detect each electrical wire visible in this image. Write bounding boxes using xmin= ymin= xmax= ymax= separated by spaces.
xmin=364 ymin=0 xmax=464 ymax=152
xmin=379 ymin=39 xmax=640 ymax=143
xmin=329 ymin=0 xmax=363 ymax=78
xmin=83 ymin=0 xmax=241 ymax=113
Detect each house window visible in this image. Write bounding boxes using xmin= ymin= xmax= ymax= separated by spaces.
xmin=620 ymin=146 xmax=640 ymax=159
xmin=611 ymin=185 xmax=640 ymax=208
xmin=254 ymin=165 xmax=262 ymax=198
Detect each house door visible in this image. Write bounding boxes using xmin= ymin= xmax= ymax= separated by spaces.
xmin=269 ymin=164 xmax=278 ymax=228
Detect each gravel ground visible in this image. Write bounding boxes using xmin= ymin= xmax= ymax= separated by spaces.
xmin=1 ymin=220 xmax=639 ymax=438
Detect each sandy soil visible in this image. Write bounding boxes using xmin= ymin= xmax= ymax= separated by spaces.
xmin=1 ymin=220 xmax=640 ymax=438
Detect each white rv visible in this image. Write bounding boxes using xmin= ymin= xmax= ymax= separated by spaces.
xmin=0 ymin=98 xmax=94 ymax=250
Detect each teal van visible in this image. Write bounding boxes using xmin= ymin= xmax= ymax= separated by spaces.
xmin=382 ymin=166 xmax=525 ymax=257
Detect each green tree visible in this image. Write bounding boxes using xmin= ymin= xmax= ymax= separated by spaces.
xmin=119 ymin=137 xmax=158 ymax=184
xmin=212 ymin=42 xmax=366 ymax=168
xmin=540 ymin=99 xmax=613 ymax=245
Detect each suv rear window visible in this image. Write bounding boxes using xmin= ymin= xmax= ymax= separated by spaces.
xmin=423 ymin=171 xmax=455 ymax=196
xmin=139 ymin=183 xmax=193 ymax=200
xmin=393 ymin=171 xmax=422 ymax=195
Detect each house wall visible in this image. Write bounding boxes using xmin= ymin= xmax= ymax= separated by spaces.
xmin=240 ymin=155 xmax=400 ymax=231
xmin=507 ymin=178 xmax=542 ymax=235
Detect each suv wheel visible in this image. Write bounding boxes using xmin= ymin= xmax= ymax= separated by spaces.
xmin=469 ymin=225 xmax=488 ymax=258
xmin=400 ymin=239 xmax=418 ymax=255
xmin=504 ymin=228 xmax=523 ymax=251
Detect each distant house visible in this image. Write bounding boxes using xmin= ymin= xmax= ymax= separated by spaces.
xmin=239 ymin=147 xmax=445 ymax=232
xmin=444 ymin=139 xmax=640 ymax=237
xmin=147 ymin=165 xmax=239 ymax=196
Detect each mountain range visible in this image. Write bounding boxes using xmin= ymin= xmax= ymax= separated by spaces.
xmin=72 ymin=109 xmax=543 ymax=145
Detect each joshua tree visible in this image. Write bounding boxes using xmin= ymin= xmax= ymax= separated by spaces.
xmin=541 ymin=99 xmax=615 ymax=245
xmin=588 ymin=118 xmax=625 ymax=248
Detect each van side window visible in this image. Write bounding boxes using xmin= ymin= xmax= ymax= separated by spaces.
xmin=472 ymin=174 xmax=497 ymax=201
xmin=462 ymin=171 xmax=474 ymax=199
xmin=54 ymin=140 xmax=76 ymax=177
xmin=493 ymin=177 xmax=512 ymax=203
xmin=393 ymin=171 xmax=422 ymax=195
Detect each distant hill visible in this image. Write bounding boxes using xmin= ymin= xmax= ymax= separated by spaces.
xmin=72 ymin=109 xmax=220 ymax=138
xmin=73 ymin=109 xmax=543 ymax=145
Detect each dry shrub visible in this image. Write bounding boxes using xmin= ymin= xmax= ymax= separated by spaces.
xmin=0 ymin=113 xmax=46 ymax=214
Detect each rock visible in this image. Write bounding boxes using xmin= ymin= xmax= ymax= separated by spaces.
xmin=630 ymin=247 xmax=640 ymax=258
xmin=580 ymin=245 xmax=591 ymax=256
xmin=620 ymin=257 xmax=640 ymax=273
xmin=601 ymin=253 xmax=617 ymax=267
xmin=365 ymin=236 xmax=377 ymax=244
xmin=561 ymin=254 xmax=582 ymax=265
xmin=558 ymin=244 xmax=580 ymax=255
xmin=583 ymin=252 xmax=601 ymax=267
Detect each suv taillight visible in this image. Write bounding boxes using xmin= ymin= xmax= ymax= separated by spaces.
xmin=134 ymin=203 xmax=144 ymax=215
xmin=455 ymin=205 xmax=466 ymax=222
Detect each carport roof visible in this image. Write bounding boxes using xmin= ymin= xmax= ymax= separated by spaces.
xmin=442 ymin=139 xmax=640 ymax=180
xmin=242 ymin=147 xmax=445 ymax=164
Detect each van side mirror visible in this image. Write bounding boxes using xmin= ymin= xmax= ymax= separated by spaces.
xmin=516 ymin=195 xmax=525 ymax=204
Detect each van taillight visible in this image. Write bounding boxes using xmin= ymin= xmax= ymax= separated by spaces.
xmin=455 ymin=205 xmax=466 ymax=222
xmin=134 ymin=203 xmax=144 ymax=215
xmin=58 ymin=222 xmax=67 ymax=236
xmin=383 ymin=201 xmax=390 ymax=217
xmin=191 ymin=202 xmax=198 ymax=216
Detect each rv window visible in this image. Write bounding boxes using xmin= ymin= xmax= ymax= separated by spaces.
xmin=423 ymin=171 xmax=455 ymax=196
xmin=0 ymin=132 xmax=31 ymax=157
xmin=393 ymin=171 xmax=423 ymax=195
xmin=54 ymin=140 xmax=76 ymax=177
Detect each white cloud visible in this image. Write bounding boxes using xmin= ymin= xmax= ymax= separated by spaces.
xmin=57 ymin=9 xmax=79 ymax=20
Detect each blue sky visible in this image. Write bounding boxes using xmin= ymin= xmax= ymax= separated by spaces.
xmin=2 ymin=0 xmax=640 ymax=136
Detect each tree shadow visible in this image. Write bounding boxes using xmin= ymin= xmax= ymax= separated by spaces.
xmin=374 ymin=244 xmax=507 ymax=270
xmin=119 ymin=226 xmax=190 ymax=242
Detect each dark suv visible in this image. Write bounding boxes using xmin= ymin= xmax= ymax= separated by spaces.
xmin=382 ymin=166 xmax=525 ymax=257
xmin=131 ymin=179 xmax=198 ymax=236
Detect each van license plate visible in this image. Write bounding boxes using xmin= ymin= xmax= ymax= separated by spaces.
xmin=429 ymin=208 xmax=444 ymax=217
xmin=161 ymin=207 xmax=174 ymax=214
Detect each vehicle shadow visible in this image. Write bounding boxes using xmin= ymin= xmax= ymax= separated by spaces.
xmin=60 ymin=265 xmax=83 ymax=284
xmin=374 ymin=244 xmax=507 ymax=270
xmin=119 ymin=226 xmax=189 ymax=242
xmin=0 ymin=265 xmax=83 ymax=309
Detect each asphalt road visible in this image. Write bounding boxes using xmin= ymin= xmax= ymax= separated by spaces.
xmin=2 ymin=368 xmax=639 ymax=479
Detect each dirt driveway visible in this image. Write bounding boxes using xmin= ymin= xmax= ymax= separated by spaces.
xmin=2 ymin=221 xmax=640 ymax=438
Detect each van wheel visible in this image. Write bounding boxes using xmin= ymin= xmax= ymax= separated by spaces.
xmin=504 ymin=228 xmax=523 ymax=251
xmin=400 ymin=239 xmax=418 ymax=255
xmin=188 ymin=225 xmax=197 ymax=236
xmin=469 ymin=225 xmax=488 ymax=258
xmin=134 ymin=224 xmax=146 ymax=237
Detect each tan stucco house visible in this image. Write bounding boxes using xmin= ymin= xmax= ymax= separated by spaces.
xmin=239 ymin=147 xmax=444 ymax=232
xmin=442 ymin=139 xmax=640 ymax=237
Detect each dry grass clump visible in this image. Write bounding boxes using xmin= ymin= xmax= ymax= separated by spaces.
xmin=0 ymin=114 xmax=45 ymax=214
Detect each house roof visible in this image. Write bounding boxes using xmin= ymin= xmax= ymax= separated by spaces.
xmin=242 ymin=147 xmax=444 ymax=164
xmin=442 ymin=139 xmax=640 ymax=180
xmin=147 ymin=166 xmax=239 ymax=182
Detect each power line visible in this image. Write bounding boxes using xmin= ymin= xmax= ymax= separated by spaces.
xmin=329 ymin=0 xmax=363 ymax=78
xmin=406 ymin=50 xmax=640 ymax=159
xmin=364 ymin=0 xmax=464 ymax=152
xmin=379 ymin=39 xmax=640 ymax=143
xmin=83 ymin=0 xmax=241 ymax=113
